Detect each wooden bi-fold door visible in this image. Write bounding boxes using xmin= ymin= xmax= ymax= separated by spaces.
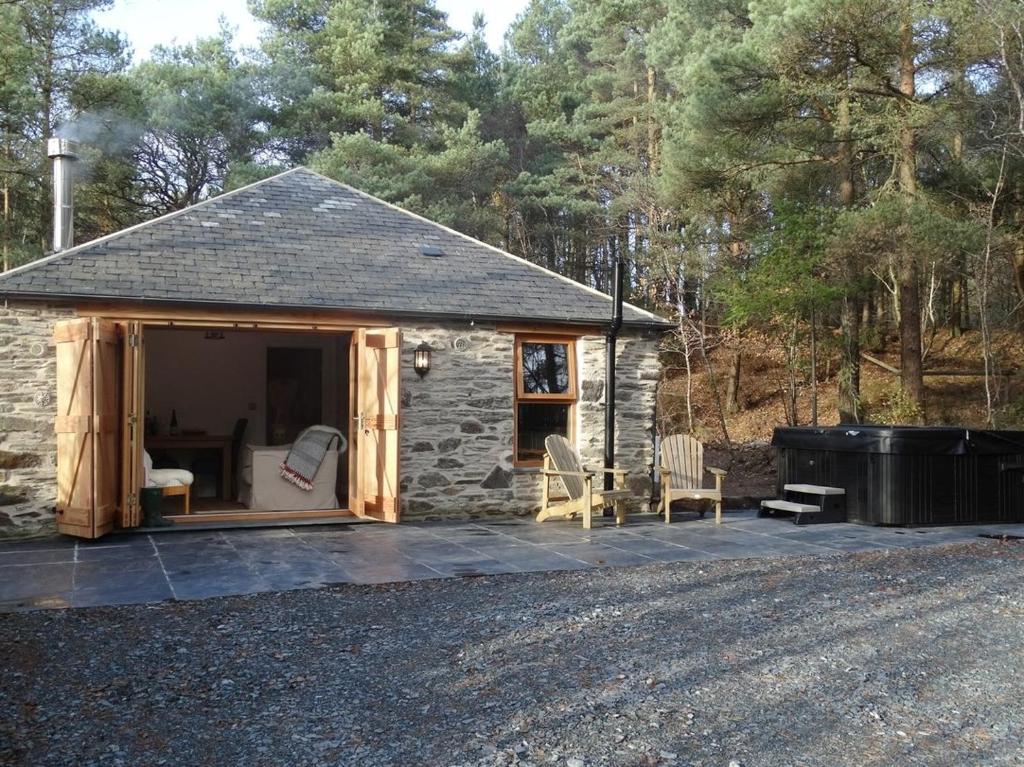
xmin=119 ymin=320 xmax=144 ymax=529
xmin=349 ymin=328 xmax=401 ymax=523
xmin=53 ymin=318 xmax=144 ymax=538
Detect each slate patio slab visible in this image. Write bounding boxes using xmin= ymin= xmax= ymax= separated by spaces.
xmin=1 ymin=510 xmax=1023 ymax=611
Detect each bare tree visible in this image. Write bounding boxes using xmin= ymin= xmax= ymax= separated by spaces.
xmin=979 ymin=146 xmax=1009 ymax=426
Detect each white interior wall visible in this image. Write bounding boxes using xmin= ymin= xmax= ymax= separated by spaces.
xmin=145 ymin=327 xmax=344 ymax=445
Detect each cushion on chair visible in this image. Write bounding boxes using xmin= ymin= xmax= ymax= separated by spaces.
xmin=147 ymin=468 xmax=194 ymax=488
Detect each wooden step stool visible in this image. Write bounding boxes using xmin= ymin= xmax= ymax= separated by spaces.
xmin=759 ymin=484 xmax=846 ymax=525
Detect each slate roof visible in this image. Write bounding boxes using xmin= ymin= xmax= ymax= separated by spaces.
xmin=0 ymin=168 xmax=670 ymax=328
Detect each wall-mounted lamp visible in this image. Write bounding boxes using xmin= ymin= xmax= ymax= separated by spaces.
xmin=414 ymin=342 xmax=432 ymax=378
xmin=204 ymin=330 xmax=225 ymax=341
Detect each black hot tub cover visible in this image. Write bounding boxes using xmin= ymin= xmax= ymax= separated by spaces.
xmin=771 ymin=426 xmax=1024 ymax=456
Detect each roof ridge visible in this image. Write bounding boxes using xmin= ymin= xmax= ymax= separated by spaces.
xmin=297 ymin=166 xmax=668 ymax=324
xmin=0 ymin=167 xmax=305 ymax=282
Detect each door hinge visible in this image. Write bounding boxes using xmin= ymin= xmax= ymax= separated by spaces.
xmin=128 ymin=333 xmax=140 ymax=348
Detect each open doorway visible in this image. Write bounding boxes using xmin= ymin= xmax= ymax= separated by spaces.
xmin=143 ymin=326 xmax=352 ymax=518
xmin=50 ymin=316 xmax=402 ymax=538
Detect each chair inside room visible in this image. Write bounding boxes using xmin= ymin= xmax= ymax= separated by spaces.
xmin=144 ymin=450 xmax=193 ymax=515
xmin=239 ymin=427 xmax=344 ymax=511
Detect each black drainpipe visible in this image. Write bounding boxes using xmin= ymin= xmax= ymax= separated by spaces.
xmin=604 ymin=258 xmax=624 ymax=492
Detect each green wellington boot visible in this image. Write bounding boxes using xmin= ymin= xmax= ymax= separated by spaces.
xmin=140 ymin=487 xmax=173 ymax=527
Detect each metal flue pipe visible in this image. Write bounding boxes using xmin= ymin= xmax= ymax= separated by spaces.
xmin=604 ymin=257 xmax=624 ymax=491
xmin=47 ymin=138 xmax=78 ymax=252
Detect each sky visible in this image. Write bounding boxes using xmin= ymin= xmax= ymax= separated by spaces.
xmin=94 ymin=0 xmax=529 ymax=61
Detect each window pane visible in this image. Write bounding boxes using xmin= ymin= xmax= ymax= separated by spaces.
xmin=516 ymin=403 xmax=570 ymax=462
xmin=521 ymin=342 xmax=570 ymax=394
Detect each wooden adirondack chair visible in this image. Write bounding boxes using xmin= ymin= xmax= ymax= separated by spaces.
xmin=536 ymin=435 xmax=633 ymax=529
xmin=658 ymin=434 xmax=727 ymax=524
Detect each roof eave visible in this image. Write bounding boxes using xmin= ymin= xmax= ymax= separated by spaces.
xmin=0 ymin=291 xmax=675 ymax=330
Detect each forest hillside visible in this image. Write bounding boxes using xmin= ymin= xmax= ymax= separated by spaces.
xmin=662 ymin=327 xmax=1024 ymax=443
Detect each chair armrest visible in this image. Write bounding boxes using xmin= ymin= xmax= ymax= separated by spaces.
xmin=706 ymin=466 xmax=728 ymax=476
xmin=541 ymin=469 xmax=592 ymax=479
xmin=585 ymin=467 xmax=629 ymax=476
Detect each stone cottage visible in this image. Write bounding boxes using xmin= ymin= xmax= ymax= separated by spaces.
xmin=0 ymin=166 xmax=669 ymax=537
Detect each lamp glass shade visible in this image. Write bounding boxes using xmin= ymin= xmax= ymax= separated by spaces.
xmin=414 ymin=343 xmax=431 ymax=377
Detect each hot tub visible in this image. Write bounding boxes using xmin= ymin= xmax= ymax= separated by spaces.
xmin=772 ymin=426 xmax=1024 ymax=525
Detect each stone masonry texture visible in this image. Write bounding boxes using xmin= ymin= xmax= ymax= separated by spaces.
xmin=398 ymin=322 xmax=661 ymax=521
xmin=0 ymin=302 xmax=73 ymax=533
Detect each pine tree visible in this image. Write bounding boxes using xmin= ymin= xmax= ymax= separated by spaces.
xmin=0 ymin=0 xmax=128 ymax=265
xmin=251 ymin=0 xmax=474 ymax=158
xmin=129 ymin=29 xmax=268 ymax=213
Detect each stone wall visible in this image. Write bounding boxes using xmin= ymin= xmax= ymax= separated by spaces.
xmin=0 ymin=303 xmax=663 ymax=533
xmin=0 ymin=302 xmax=73 ymax=533
xmin=398 ymin=322 xmax=662 ymax=521
xmin=577 ymin=332 xmax=662 ymax=500
xmin=398 ymin=323 xmax=521 ymax=518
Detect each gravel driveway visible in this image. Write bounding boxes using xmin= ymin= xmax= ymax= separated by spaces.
xmin=3 ymin=541 xmax=1023 ymax=766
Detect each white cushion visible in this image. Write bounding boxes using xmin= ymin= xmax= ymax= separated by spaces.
xmin=147 ymin=468 xmax=194 ymax=488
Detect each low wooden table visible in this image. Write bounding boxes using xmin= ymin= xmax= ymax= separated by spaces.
xmin=146 ymin=434 xmax=233 ymax=501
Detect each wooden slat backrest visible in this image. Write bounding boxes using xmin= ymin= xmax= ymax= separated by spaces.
xmin=544 ymin=434 xmax=585 ymax=499
xmin=662 ymin=434 xmax=704 ymax=490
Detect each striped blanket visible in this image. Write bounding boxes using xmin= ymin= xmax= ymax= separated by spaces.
xmin=279 ymin=426 xmax=347 ymax=491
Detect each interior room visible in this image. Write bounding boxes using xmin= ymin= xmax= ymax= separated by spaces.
xmin=142 ymin=326 xmax=351 ymax=518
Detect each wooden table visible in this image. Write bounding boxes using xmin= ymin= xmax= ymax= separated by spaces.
xmin=146 ymin=434 xmax=233 ymax=501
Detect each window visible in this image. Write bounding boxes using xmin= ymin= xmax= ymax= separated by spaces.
xmin=514 ymin=337 xmax=577 ymax=464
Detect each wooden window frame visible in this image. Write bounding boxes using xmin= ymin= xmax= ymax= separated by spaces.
xmin=513 ymin=335 xmax=578 ymax=467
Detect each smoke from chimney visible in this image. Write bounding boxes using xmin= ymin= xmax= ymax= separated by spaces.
xmin=47 ymin=138 xmax=78 ymax=252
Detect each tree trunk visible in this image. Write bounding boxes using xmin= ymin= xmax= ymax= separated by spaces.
xmin=647 ymin=66 xmax=658 ymax=173
xmin=684 ymin=340 xmax=694 ymax=433
xmin=950 ymin=272 xmax=966 ymax=336
xmin=784 ymin=320 xmax=799 ymax=426
xmin=724 ymin=209 xmax=745 ymax=414
xmin=836 ymin=89 xmax=861 ymax=422
xmin=1 ymin=184 xmax=8 ymax=272
xmin=838 ymin=296 xmax=862 ymax=423
xmin=40 ymin=5 xmax=56 ymax=253
xmin=899 ymin=262 xmax=925 ymax=418
xmin=2 ymin=132 xmax=9 ymax=272
xmin=949 ymin=80 xmax=967 ymax=338
xmin=699 ymin=336 xmax=731 ymax=446
xmin=897 ymin=13 xmax=925 ymax=418
xmin=725 ymin=350 xmax=741 ymax=414
xmin=810 ymin=307 xmax=818 ymax=426
xmin=1012 ymin=235 xmax=1024 ymax=325
xmin=837 ymin=91 xmax=855 ymax=208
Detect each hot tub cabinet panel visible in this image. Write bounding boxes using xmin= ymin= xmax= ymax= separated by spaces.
xmin=772 ymin=427 xmax=1024 ymax=526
